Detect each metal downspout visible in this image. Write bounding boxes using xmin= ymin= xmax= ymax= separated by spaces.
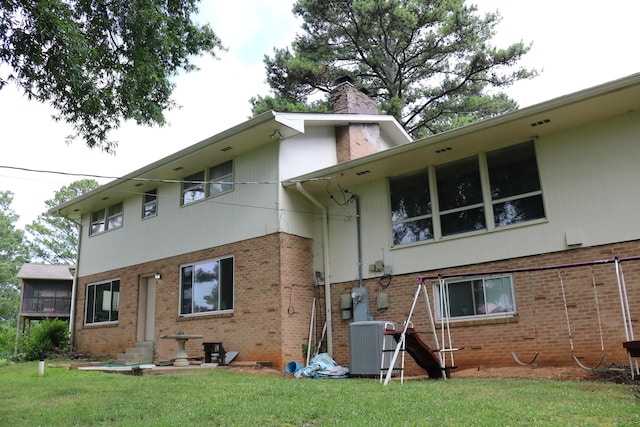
xmin=68 ymin=219 xmax=82 ymax=349
xmin=295 ymin=182 xmax=333 ymax=356
xmin=352 ymin=194 xmax=363 ymax=288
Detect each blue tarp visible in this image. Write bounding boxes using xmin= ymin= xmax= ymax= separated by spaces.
xmin=292 ymin=353 xmax=349 ymax=379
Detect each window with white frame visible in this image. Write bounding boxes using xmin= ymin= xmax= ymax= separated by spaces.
xmin=182 ymin=160 xmax=233 ymax=205
xmin=435 ymin=275 xmax=515 ymax=320
xmin=142 ymin=189 xmax=158 ymax=218
xmin=85 ymin=279 xmax=120 ymax=324
xmin=388 ymin=140 xmax=544 ymax=245
xmin=180 ymin=257 xmax=234 ymax=315
xmin=90 ymin=202 xmax=123 ymax=235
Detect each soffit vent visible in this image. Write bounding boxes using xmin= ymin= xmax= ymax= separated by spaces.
xmin=435 ymin=147 xmax=452 ymax=154
xmin=530 ymin=118 xmax=551 ymax=127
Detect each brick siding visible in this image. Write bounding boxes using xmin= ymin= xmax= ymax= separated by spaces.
xmin=73 ymin=232 xmax=313 ymax=370
xmin=330 ymin=241 xmax=640 ymax=374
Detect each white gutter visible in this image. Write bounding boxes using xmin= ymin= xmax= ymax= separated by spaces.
xmin=295 ymin=182 xmax=333 ymax=356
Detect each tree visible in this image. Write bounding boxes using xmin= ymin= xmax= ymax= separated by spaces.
xmin=251 ymin=0 xmax=536 ymax=138
xmin=0 ymin=191 xmax=30 ymax=326
xmin=26 ymin=179 xmax=99 ymax=264
xmin=0 ymin=0 xmax=224 ymax=152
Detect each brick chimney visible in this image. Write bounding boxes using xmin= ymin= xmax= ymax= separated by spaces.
xmin=330 ymin=78 xmax=381 ymax=163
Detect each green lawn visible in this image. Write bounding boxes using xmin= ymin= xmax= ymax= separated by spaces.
xmin=0 ymin=362 xmax=638 ymax=426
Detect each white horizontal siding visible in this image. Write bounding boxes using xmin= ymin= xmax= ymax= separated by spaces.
xmin=78 ymin=144 xmax=280 ymax=276
xmin=323 ymin=111 xmax=640 ymax=282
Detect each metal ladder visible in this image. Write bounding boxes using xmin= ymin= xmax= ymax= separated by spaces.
xmin=379 ymin=321 xmax=406 ymax=384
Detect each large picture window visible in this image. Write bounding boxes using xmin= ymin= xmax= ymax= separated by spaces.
xmin=389 ymin=140 xmax=544 ymax=245
xmin=180 ymin=257 xmax=234 ymax=315
xmin=436 ymin=156 xmax=486 ymax=236
xmin=435 ymin=275 xmax=515 ymax=320
xmin=487 ymin=142 xmax=545 ymax=227
xmin=90 ymin=203 xmax=123 ymax=235
xmin=85 ymin=279 xmax=120 ymax=324
xmin=390 ymin=171 xmax=433 ymax=244
xmin=182 ymin=160 xmax=234 ymax=205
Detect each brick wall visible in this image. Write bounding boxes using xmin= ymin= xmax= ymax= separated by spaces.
xmin=329 ymin=241 xmax=640 ymax=374
xmin=335 ymin=123 xmax=382 ymax=163
xmin=73 ymin=232 xmax=313 ymax=370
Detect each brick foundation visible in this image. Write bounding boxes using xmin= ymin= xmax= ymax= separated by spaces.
xmin=330 ymin=241 xmax=640 ymax=374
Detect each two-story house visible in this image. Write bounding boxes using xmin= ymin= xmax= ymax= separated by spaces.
xmin=52 ymin=75 xmax=640 ymax=373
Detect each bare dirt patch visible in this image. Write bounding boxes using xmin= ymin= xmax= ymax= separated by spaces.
xmin=453 ymin=365 xmax=594 ymax=381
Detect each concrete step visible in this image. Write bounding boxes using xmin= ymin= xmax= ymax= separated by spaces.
xmin=115 ymin=342 xmax=155 ymax=364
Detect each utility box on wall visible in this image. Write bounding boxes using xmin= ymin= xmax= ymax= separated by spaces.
xmin=349 ymin=320 xmax=396 ymax=376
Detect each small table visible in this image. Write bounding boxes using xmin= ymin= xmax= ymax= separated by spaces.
xmin=161 ymin=334 xmax=204 ymax=367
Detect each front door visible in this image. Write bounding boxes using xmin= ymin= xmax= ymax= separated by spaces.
xmin=137 ymin=276 xmax=156 ymax=342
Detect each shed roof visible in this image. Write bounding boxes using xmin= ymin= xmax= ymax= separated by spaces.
xmin=17 ymin=263 xmax=75 ymax=280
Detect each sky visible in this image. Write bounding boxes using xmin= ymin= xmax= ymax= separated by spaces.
xmin=2 ymin=0 xmax=640 ymax=229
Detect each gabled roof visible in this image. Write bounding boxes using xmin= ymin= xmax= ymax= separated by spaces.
xmin=50 ymin=111 xmax=410 ymax=220
xmin=17 ymin=263 xmax=74 ymax=280
xmin=287 ymin=72 xmax=640 ymax=194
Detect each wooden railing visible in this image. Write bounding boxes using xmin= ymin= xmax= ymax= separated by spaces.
xmin=20 ymin=297 xmax=71 ymax=315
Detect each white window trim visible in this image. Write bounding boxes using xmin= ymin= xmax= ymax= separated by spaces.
xmin=433 ymin=274 xmax=517 ymax=323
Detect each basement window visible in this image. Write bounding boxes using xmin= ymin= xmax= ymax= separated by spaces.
xmin=434 ymin=275 xmax=516 ymax=321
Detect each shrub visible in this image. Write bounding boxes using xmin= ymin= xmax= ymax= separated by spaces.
xmin=21 ymin=318 xmax=69 ymax=361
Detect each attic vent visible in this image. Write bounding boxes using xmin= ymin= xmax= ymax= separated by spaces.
xmin=134 ymin=183 xmax=144 ymax=187
xmin=173 ymin=166 xmax=184 ymax=171
xmin=220 ymin=146 xmax=233 ymax=152
xmin=355 ymin=170 xmax=371 ymax=176
xmin=435 ymin=147 xmax=452 ymax=154
xmin=530 ymin=118 xmax=551 ymax=127
xmin=101 ymin=197 xmax=109 ymax=201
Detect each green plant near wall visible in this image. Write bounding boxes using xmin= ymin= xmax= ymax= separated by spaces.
xmin=19 ymin=318 xmax=69 ymax=361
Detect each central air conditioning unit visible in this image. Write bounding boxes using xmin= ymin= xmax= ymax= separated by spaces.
xmin=349 ymin=320 xmax=397 ymax=377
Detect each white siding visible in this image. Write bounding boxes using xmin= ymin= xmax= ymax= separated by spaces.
xmin=323 ymin=111 xmax=640 ymax=282
xmin=280 ymin=126 xmax=337 ymax=180
xmin=78 ymin=144 xmax=280 ymax=276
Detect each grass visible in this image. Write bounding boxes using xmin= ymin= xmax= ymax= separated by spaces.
xmin=0 ymin=362 xmax=638 ymax=426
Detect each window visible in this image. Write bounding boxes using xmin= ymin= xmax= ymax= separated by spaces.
xmin=180 ymin=257 xmax=234 ymax=315
xmin=143 ymin=189 xmax=158 ymax=218
xmin=487 ymin=142 xmax=545 ymax=227
xmin=388 ymin=140 xmax=544 ymax=245
xmin=182 ymin=160 xmax=233 ymax=205
xmin=390 ymin=171 xmax=433 ymax=244
xmin=436 ymin=275 xmax=515 ymax=320
xmin=208 ymin=161 xmax=233 ymax=197
xmin=436 ymin=156 xmax=486 ymax=236
xmin=182 ymin=171 xmax=206 ymax=205
xmin=85 ymin=279 xmax=120 ymax=324
xmin=90 ymin=203 xmax=123 ymax=235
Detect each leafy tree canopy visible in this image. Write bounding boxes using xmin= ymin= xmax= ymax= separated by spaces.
xmin=27 ymin=179 xmax=99 ymax=264
xmin=0 ymin=191 xmax=29 ymax=325
xmin=0 ymin=0 xmax=224 ymax=152
xmin=251 ymin=0 xmax=536 ymax=138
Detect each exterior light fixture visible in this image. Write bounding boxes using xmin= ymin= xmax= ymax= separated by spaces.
xmin=154 ymin=272 xmax=162 ymax=280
